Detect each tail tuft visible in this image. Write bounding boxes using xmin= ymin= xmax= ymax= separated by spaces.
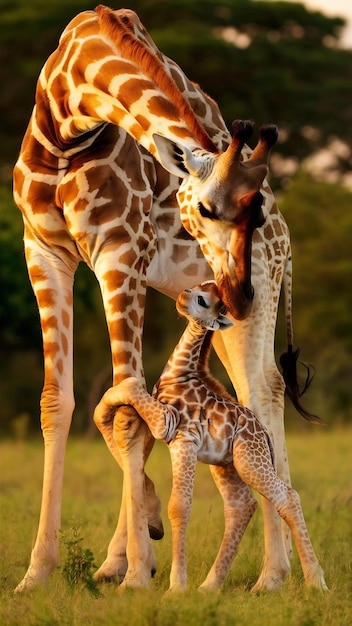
xmin=280 ymin=345 xmax=325 ymax=424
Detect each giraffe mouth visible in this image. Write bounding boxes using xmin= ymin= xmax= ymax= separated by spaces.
xmin=217 ymin=274 xmax=254 ymax=321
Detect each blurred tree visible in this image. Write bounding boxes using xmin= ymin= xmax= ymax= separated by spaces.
xmin=1 ymin=1 xmax=351 ymax=432
xmin=1 ymin=0 xmax=350 ymax=171
xmin=278 ymin=172 xmax=352 ymax=423
xmin=0 ymin=185 xmax=40 ymax=350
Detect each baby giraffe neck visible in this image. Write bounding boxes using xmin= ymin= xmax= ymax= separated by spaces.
xmin=159 ymin=320 xmax=212 ymax=383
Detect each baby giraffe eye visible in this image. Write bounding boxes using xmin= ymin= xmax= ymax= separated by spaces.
xmin=197 ymin=295 xmax=209 ymax=308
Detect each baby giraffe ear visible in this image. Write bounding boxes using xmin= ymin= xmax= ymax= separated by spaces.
xmin=207 ymin=315 xmax=234 ymax=331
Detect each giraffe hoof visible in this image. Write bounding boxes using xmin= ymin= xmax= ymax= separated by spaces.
xmin=251 ymin=568 xmax=290 ymax=593
xmin=94 ymin=573 xmax=123 ymax=585
xmin=93 ymin=569 xmax=126 ymax=585
xmin=148 ymin=523 xmax=164 ymax=540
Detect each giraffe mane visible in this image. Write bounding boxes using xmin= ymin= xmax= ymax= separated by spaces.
xmin=95 ymin=5 xmax=219 ymax=154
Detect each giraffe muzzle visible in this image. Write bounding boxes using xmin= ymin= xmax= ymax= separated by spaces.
xmin=217 ymin=274 xmax=254 ymax=321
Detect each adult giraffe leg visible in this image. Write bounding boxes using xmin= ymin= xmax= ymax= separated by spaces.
xmin=15 ymin=236 xmax=77 ymax=592
xmin=92 ymin=251 xmax=162 ymax=585
xmin=199 ymin=464 xmax=257 ymax=591
xmin=93 ymin=404 xmax=160 ymax=582
xmin=113 ymin=407 xmax=157 ymax=589
xmin=251 ymin=259 xmax=293 ymax=592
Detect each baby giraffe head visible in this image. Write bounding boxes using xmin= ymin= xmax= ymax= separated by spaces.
xmin=176 ymin=281 xmax=234 ymax=331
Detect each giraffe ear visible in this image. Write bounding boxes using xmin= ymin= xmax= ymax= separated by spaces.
xmin=153 ymin=133 xmax=203 ymax=178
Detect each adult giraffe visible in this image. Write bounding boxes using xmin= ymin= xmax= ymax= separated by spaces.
xmin=13 ymin=5 xmax=315 ymax=592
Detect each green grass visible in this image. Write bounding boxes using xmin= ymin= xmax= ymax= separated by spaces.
xmin=0 ymin=427 xmax=351 ymax=625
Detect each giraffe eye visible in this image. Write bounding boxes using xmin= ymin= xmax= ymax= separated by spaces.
xmin=197 ymin=295 xmax=209 ymax=308
xmin=198 ymin=202 xmax=219 ymax=220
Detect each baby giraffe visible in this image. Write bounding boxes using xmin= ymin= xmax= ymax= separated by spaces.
xmin=94 ymin=282 xmax=328 ymax=593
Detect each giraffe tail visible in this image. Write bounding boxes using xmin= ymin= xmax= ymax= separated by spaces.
xmin=280 ymin=345 xmax=324 ymax=425
xmin=280 ymin=253 xmax=324 ymax=424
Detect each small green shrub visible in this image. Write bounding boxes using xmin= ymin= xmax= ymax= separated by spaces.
xmin=60 ymin=521 xmax=102 ymax=598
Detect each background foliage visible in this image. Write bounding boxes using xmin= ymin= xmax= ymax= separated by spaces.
xmin=1 ymin=0 xmax=352 ymax=434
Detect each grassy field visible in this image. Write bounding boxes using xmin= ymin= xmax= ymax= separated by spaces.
xmin=0 ymin=426 xmax=351 ymax=625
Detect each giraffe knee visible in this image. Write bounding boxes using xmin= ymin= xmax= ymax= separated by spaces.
xmin=40 ymin=384 xmax=75 ymax=432
xmin=277 ymin=487 xmax=301 ymax=523
xmin=168 ymin=496 xmax=190 ymax=526
xmin=241 ymin=487 xmax=258 ymax=520
xmin=230 ymin=483 xmax=257 ymax=522
xmin=93 ymin=389 xmax=115 ymax=430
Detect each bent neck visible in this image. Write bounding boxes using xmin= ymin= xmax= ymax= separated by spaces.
xmin=159 ymin=320 xmax=213 ymax=383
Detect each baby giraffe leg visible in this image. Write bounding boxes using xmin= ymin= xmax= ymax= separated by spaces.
xmin=167 ymin=438 xmax=198 ymax=593
xmin=99 ymin=377 xmax=180 ymax=442
xmin=199 ymin=464 xmax=257 ymax=591
xmin=233 ymin=423 xmax=328 ymax=591
xmin=276 ymin=487 xmax=328 ymax=590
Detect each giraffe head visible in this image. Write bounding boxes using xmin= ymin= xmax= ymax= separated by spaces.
xmin=176 ymin=281 xmax=233 ymax=331
xmin=154 ymin=120 xmax=278 ymax=320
